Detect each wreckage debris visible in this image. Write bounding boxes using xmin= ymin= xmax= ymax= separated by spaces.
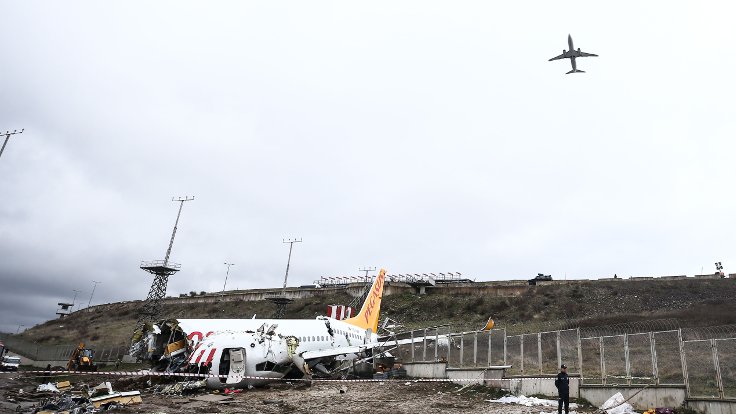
xmin=16 ymin=379 xmax=144 ymax=413
xmin=156 ymin=379 xmax=207 ymax=395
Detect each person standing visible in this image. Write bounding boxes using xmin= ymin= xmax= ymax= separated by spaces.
xmin=555 ymin=364 xmax=570 ymax=414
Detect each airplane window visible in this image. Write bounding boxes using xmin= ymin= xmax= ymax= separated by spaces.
xmin=312 ymin=336 xmax=315 ymax=341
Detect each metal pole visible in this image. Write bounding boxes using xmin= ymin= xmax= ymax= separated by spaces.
xmin=678 ymin=329 xmax=690 ymax=396
xmin=87 ymin=281 xmax=101 ymax=308
xmin=503 ymin=328 xmax=507 ymax=366
xmin=164 ymin=197 xmax=194 ymax=266
xmin=649 ymin=332 xmax=659 ymax=385
xmin=600 ymin=337 xmax=606 ymax=385
xmin=520 ymin=335 xmax=524 ymax=374
xmin=434 ymin=328 xmax=438 ymax=361
xmin=557 ymin=331 xmax=562 ymax=372
xmin=411 ymin=330 xmax=415 ymax=362
xmin=282 ymin=238 xmax=302 ymax=291
xmin=624 ymin=333 xmax=631 ymax=385
xmin=222 ymin=262 xmax=235 ymax=295
xmin=423 ymin=328 xmax=427 ymax=362
xmin=71 ymin=289 xmax=81 ymax=311
xmin=448 ymin=334 xmax=453 ymax=367
xmin=488 ymin=331 xmax=492 ymax=366
xmin=577 ymin=328 xmax=583 ymax=384
xmin=473 ymin=332 xmax=478 ymax=367
xmin=538 ymin=332 xmax=542 ymax=374
xmin=712 ymin=339 xmax=724 ymax=399
xmin=0 ymin=129 xmax=23 ymax=160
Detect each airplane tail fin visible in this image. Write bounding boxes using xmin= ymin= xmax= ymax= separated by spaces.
xmin=344 ymin=269 xmax=386 ymax=333
xmin=566 ymin=69 xmax=585 ymax=74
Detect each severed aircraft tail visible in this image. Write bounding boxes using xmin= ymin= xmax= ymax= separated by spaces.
xmin=344 ymin=269 xmax=386 ymax=333
xmin=566 ymin=69 xmax=585 ymax=74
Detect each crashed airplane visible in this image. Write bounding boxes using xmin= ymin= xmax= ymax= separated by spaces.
xmin=130 ymin=269 xmax=395 ymax=387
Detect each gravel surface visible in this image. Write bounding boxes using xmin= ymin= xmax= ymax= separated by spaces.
xmin=0 ymin=373 xmax=579 ymax=414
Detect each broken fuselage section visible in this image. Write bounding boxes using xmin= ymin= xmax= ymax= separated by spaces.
xmin=130 ymin=316 xmax=378 ymax=388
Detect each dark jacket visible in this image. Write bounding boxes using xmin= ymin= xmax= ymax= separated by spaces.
xmin=555 ymin=372 xmax=569 ymax=395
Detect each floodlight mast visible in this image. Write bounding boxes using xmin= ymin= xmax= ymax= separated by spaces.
xmin=0 ymin=129 xmax=24 ymax=160
xmin=132 ymin=196 xmax=194 ymax=348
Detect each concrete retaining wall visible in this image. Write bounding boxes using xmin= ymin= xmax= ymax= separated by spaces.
xmin=688 ymin=400 xmax=736 ymax=414
xmin=580 ymin=386 xmax=686 ymax=411
xmin=486 ymin=376 xmax=580 ymax=398
xmin=403 ymin=362 xmax=447 ymax=379
xmin=445 ymin=367 xmax=506 ymax=385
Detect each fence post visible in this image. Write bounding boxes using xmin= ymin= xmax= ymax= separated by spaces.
xmin=411 ymin=330 xmax=415 ymax=362
xmin=503 ymin=328 xmax=507 ymax=366
xmin=712 ymin=339 xmax=724 ymax=399
xmin=577 ymin=328 xmax=583 ymax=385
xmin=434 ymin=328 xmax=439 ymax=361
xmin=520 ymin=335 xmax=524 ymax=374
xmin=459 ymin=334 xmax=464 ymax=367
xmin=678 ymin=329 xmax=690 ymax=397
xmin=473 ymin=332 xmax=478 ymax=367
xmin=448 ymin=334 xmax=452 ymax=367
xmin=538 ymin=332 xmax=543 ymax=375
xmin=624 ymin=333 xmax=631 ymax=385
xmin=649 ymin=332 xmax=659 ymax=385
xmin=556 ymin=330 xmax=562 ymax=370
xmin=600 ymin=337 xmax=606 ymax=386
xmin=488 ymin=331 xmax=492 ymax=367
xmin=423 ymin=328 xmax=427 ymax=362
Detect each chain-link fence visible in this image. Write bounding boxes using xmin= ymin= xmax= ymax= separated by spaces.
xmin=390 ymin=323 xmax=734 ymax=401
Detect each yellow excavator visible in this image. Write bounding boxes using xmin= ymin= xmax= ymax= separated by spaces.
xmin=67 ymin=342 xmax=97 ymax=371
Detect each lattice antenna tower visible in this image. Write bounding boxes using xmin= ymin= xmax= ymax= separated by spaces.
xmin=134 ymin=196 xmax=194 ymax=332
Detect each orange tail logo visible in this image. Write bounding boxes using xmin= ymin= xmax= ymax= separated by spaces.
xmin=344 ymin=269 xmax=386 ymax=333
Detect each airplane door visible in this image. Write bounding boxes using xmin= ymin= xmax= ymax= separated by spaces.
xmin=226 ymin=348 xmax=245 ymax=384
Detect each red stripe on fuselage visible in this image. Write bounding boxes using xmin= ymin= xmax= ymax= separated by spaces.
xmin=205 ymin=348 xmax=217 ymax=363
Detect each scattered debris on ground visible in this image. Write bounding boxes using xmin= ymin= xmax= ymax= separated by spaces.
xmin=488 ymin=394 xmax=580 ymax=410
xmin=0 ymin=374 xmax=608 ymax=414
xmin=601 ymin=392 xmax=638 ymax=414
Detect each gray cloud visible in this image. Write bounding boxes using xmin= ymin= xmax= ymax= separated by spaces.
xmin=2 ymin=1 xmax=736 ymax=332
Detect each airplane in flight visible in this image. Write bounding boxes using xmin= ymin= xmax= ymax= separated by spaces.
xmin=548 ymin=34 xmax=598 ymax=74
xmin=131 ymin=269 xmax=494 ymax=388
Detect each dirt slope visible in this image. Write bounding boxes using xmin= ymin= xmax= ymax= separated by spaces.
xmin=13 ymin=279 xmax=736 ymax=350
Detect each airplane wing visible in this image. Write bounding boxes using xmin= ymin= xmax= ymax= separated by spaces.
xmin=578 ymin=51 xmax=598 ymax=58
xmin=548 ymin=53 xmax=567 ymax=61
xmin=300 ymin=345 xmax=369 ymax=360
xmin=300 ymin=335 xmax=448 ymax=360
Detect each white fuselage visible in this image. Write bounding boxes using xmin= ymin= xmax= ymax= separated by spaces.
xmin=178 ymin=316 xmax=379 ymax=386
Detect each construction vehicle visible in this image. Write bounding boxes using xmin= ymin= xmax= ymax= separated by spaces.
xmin=67 ymin=342 xmax=97 ymax=371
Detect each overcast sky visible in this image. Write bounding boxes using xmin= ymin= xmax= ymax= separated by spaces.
xmin=1 ymin=1 xmax=735 ymax=333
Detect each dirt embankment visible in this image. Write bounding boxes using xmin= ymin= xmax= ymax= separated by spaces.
xmin=14 ymin=279 xmax=736 ymax=349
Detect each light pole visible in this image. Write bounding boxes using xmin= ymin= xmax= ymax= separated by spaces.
xmin=282 ymin=238 xmax=302 ymax=291
xmin=222 ymin=262 xmax=235 ymax=295
xmin=71 ymin=289 xmax=81 ymax=310
xmin=0 ymin=129 xmax=24 ymax=160
xmin=87 ymin=281 xmax=101 ymax=308
xmin=16 ymin=324 xmax=24 ymax=334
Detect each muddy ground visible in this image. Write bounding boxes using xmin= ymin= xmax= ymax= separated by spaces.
xmin=0 ymin=373 xmax=586 ymax=414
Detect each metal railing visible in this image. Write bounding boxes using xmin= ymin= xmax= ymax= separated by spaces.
xmin=392 ymin=323 xmax=736 ymax=401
